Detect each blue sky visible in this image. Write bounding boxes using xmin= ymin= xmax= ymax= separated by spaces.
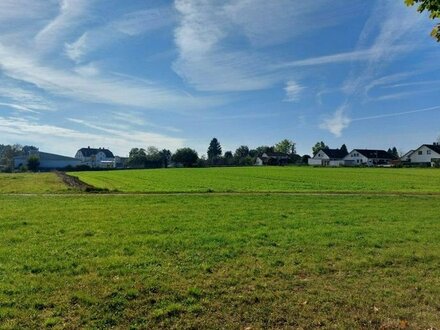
xmin=0 ymin=0 xmax=439 ymax=157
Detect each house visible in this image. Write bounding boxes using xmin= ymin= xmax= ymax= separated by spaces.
xmin=343 ymin=149 xmax=395 ymax=166
xmin=256 ymin=152 xmax=289 ymax=166
xmin=75 ymin=147 xmax=115 ymax=168
xmin=401 ymin=143 xmax=440 ymax=166
xmin=308 ymin=149 xmax=348 ymax=166
xmin=13 ymin=150 xmax=82 ymax=170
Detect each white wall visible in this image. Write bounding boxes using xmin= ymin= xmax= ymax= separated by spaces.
xmin=344 ymin=151 xmax=369 ymax=165
xmin=409 ymin=146 xmax=440 ymax=164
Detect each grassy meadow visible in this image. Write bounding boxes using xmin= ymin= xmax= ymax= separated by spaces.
xmin=0 ymin=173 xmax=69 ymax=194
xmin=72 ymin=167 xmax=440 ymax=194
xmin=1 ymin=167 xmax=440 ymax=328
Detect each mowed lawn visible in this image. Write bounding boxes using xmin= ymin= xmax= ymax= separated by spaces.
xmin=1 ymin=194 xmax=440 ymax=329
xmin=0 ymin=173 xmax=70 ymax=194
xmin=72 ymin=167 xmax=440 ymax=194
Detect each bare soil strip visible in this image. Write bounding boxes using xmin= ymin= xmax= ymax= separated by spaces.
xmin=55 ymin=171 xmax=108 ymax=192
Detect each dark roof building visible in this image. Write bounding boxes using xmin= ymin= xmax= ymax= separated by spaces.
xmin=354 ymin=149 xmax=395 ymax=160
xmin=319 ymin=148 xmax=348 ymax=159
xmin=76 ymin=147 xmax=114 ymax=158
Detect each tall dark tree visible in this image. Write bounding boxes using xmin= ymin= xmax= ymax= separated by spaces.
xmin=405 ymin=0 xmax=440 ymax=41
xmin=255 ymin=146 xmax=274 ymax=155
xmin=312 ymin=141 xmax=328 ymax=156
xmin=340 ymin=144 xmax=348 ymax=155
xmin=128 ymin=148 xmax=147 ymax=168
xmin=234 ymin=145 xmax=249 ymax=159
xmin=27 ymin=156 xmax=40 ymax=172
xmin=159 ymin=149 xmax=172 ymax=168
xmin=207 ymin=138 xmax=222 ymax=161
xmin=22 ymin=145 xmax=39 ymax=155
xmin=392 ymin=147 xmax=399 ymax=159
xmin=172 ymin=148 xmax=198 ymax=167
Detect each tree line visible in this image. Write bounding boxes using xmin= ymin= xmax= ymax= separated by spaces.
xmin=126 ymin=138 xmax=307 ymax=168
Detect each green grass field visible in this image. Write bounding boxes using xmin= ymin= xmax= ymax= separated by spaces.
xmin=1 ymin=168 xmax=440 ymax=328
xmin=72 ymin=167 xmax=440 ymax=194
xmin=0 ymin=173 xmax=69 ymax=194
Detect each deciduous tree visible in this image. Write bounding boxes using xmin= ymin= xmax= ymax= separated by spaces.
xmin=405 ymin=0 xmax=440 ymax=41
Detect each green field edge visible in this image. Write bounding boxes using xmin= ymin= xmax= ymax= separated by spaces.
xmin=2 ymin=190 xmax=440 ymax=197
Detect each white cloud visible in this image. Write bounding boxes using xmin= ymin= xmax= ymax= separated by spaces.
xmin=74 ymin=62 xmax=100 ymax=77
xmin=0 ymin=116 xmax=185 ymax=156
xmin=34 ymin=0 xmax=91 ymax=52
xmin=63 ymin=7 xmax=175 ymax=63
xmin=319 ymin=106 xmax=351 ymax=137
xmin=0 ymin=85 xmax=54 ymax=112
xmin=277 ymin=46 xmax=410 ymax=69
xmin=0 ymin=43 xmax=219 ymax=111
xmin=65 ymin=32 xmax=88 ymax=62
xmin=283 ymin=80 xmax=304 ymax=102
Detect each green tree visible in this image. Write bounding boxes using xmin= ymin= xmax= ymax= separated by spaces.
xmin=234 ymin=146 xmax=250 ymax=159
xmin=405 ymin=0 xmax=440 ymax=41
xmin=159 ymin=149 xmax=172 ymax=168
xmin=27 ymin=156 xmax=40 ymax=172
xmin=255 ymin=146 xmax=274 ymax=155
xmin=392 ymin=147 xmax=399 ymax=159
xmin=172 ymin=148 xmax=199 ymax=167
xmin=274 ymin=139 xmax=296 ymax=155
xmin=312 ymin=141 xmax=328 ymax=156
xmin=128 ymin=148 xmax=147 ymax=168
xmin=223 ymin=151 xmax=234 ymax=166
xmin=340 ymin=144 xmax=348 ymax=155
xmin=145 ymin=146 xmax=161 ymax=162
xmin=207 ymin=138 xmax=222 ymax=161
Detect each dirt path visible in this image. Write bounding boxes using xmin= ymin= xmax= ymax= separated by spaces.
xmin=55 ymin=171 xmax=108 ymax=192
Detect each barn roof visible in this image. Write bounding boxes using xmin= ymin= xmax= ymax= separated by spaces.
xmin=424 ymin=144 xmax=440 ymax=154
xmin=320 ymin=148 xmax=347 ymax=159
xmin=353 ymin=149 xmax=395 ymax=159
xmin=78 ymin=147 xmax=114 ymax=158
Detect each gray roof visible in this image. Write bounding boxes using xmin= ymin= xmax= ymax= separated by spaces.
xmin=353 ymin=149 xmax=395 ymax=159
xmin=78 ymin=147 xmax=114 ymax=158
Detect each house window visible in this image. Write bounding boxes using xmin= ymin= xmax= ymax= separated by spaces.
xmin=418 ymin=151 xmax=423 ymax=155
xmin=427 ymin=150 xmax=431 ymax=155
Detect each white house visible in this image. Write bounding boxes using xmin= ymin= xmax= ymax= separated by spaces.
xmin=75 ymin=147 xmax=115 ymax=168
xmin=14 ymin=150 xmax=82 ymax=170
xmin=308 ymin=149 xmax=348 ymax=166
xmin=343 ymin=149 xmax=395 ymax=166
xmin=402 ymin=143 xmax=440 ymax=166
xmin=255 ymin=152 xmax=289 ymax=166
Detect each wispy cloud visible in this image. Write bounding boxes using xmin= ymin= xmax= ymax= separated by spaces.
xmin=0 ymin=116 xmax=185 ymax=156
xmin=0 ymin=85 xmax=54 ymax=112
xmin=0 ymin=43 xmax=219 ymax=111
xmin=34 ymin=0 xmax=92 ymax=52
xmin=277 ymin=46 xmax=410 ymax=69
xmin=173 ymin=0 xmax=362 ymax=92
xmin=64 ymin=7 xmax=175 ymax=63
xmin=352 ymin=105 xmax=440 ymax=121
xmin=283 ymin=80 xmax=304 ymax=102
xmin=319 ymin=106 xmax=351 ymax=137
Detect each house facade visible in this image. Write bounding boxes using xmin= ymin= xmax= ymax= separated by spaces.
xmin=75 ymin=147 xmax=115 ymax=168
xmin=343 ymin=149 xmax=394 ymax=166
xmin=256 ymin=152 xmax=289 ymax=166
xmin=402 ymin=144 xmax=440 ymax=166
xmin=308 ymin=149 xmax=348 ymax=166
xmin=14 ymin=150 xmax=82 ymax=170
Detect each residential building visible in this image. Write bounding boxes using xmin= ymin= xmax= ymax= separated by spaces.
xmin=343 ymin=149 xmax=395 ymax=166
xmin=75 ymin=147 xmax=115 ymax=168
xmin=308 ymin=148 xmax=348 ymax=166
xmin=256 ymin=152 xmax=289 ymax=166
xmin=402 ymin=143 xmax=440 ymax=166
